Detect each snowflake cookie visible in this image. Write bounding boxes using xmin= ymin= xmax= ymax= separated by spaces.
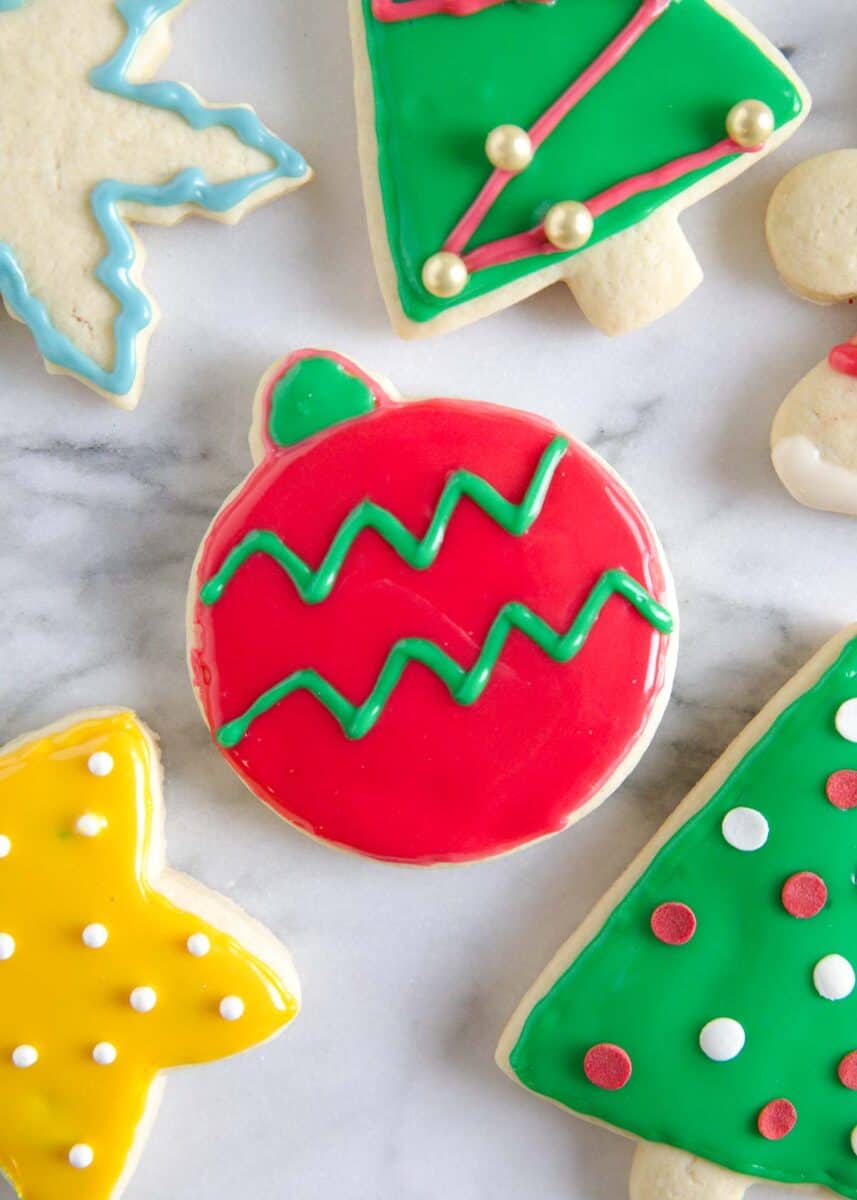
xmin=768 ymin=151 xmax=857 ymax=517
xmin=0 ymin=0 xmax=311 ymax=407
xmin=0 ymin=708 xmax=299 ymax=1199
xmin=499 ymin=626 xmax=857 ymax=1200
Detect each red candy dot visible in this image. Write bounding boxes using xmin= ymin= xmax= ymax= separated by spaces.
xmin=651 ymin=902 xmax=697 ymax=945
xmin=583 ymin=1043 xmax=632 ymax=1091
xmin=839 ymin=1052 xmax=857 ymax=1090
xmin=781 ymin=872 xmax=828 ymax=919
xmin=826 ymin=771 xmax=857 ymax=810
xmin=757 ymin=1099 xmax=797 ymax=1140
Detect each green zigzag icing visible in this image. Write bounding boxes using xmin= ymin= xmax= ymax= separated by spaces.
xmin=216 ymin=569 xmax=674 ymax=746
xmin=200 ymin=436 xmax=570 ymax=607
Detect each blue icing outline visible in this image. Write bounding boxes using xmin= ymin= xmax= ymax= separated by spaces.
xmin=0 ymin=0 xmax=308 ymax=397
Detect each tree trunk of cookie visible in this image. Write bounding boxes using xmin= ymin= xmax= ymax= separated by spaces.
xmin=565 ymin=211 xmax=703 ymax=336
xmin=630 ymin=1142 xmax=749 ymax=1200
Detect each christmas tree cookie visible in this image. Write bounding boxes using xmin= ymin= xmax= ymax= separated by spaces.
xmin=350 ymin=0 xmax=809 ymax=338
xmin=499 ymin=626 xmax=857 ymax=1200
xmin=0 ymin=709 xmax=299 ymax=1199
xmin=768 ymin=152 xmax=857 ymax=517
xmin=188 ymin=349 xmax=677 ymax=865
xmin=0 ymin=0 xmax=311 ymax=408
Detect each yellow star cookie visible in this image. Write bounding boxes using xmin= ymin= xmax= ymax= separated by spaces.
xmin=0 ymin=709 xmax=299 ymax=1200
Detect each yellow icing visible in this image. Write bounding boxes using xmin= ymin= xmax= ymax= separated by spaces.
xmin=0 ymin=711 xmax=299 ymax=1200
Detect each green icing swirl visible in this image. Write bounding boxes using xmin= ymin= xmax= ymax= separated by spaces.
xmin=509 ymin=637 xmax=857 ymax=1198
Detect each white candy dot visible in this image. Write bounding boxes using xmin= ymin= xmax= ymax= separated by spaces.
xmin=92 ymin=1042 xmax=117 ymax=1066
xmin=699 ymin=1017 xmax=746 ymax=1062
xmin=186 ymin=933 xmax=211 ymax=958
xmin=850 ymin=1125 xmax=857 ymax=1157
xmin=82 ymin=924 xmax=108 ymax=950
xmin=814 ymin=954 xmax=856 ymax=1001
xmin=722 ymin=807 xmax=769 ymax=852
xmin=219 ymin=996 xmax=245 ymax=1022
xmin=0 ymin=934 xmax=16 ymax=961
xmin=87 ymin=752 xmax=114 ymax=777
xmin=75 ymin=813 xmax=106 ymax=838
xmin=836 ymin=700 xmax=857 ymax=744
xmin=68 ymin=1144 xmax=94 ymax=1170
xmin=12 ymin=1045 xmax=38 ymax=1069
xmin=129 ymin=986 xmax=157 ymax=1013
xmin=0 ymin=836 xmax=11 ymax=859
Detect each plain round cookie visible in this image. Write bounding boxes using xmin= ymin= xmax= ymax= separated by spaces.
xmin=767 ymin=150 xmax=857 ymax=303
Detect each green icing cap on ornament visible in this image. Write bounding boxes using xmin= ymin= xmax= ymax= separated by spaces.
xmin=268 ymin=355 xmax=377 ymax=447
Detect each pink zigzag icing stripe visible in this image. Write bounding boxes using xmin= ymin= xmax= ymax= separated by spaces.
xmin=444 ymin=0 xmax=672 ymax=257
xmin=461 ymin=137 xmax=756 ymax=273
xmin=372 ymin=0 xmax=550 ymax=20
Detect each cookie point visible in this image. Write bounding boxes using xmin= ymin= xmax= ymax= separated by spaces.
xmin=726 ymin=99 xmax=774 ymax=149
xmin=544 ymin=201 xmax=594 ymax=251
xmin=422 ymin=252 xmax=469 ymax=298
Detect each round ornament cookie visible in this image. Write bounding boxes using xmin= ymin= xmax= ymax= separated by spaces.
xmin=0 ymin=709 xmax=299 ymax=1200
xmin=767 ymin=152 xmax=857 ymax=516
xmin=350 ymin=0 xmax=808 ymax=339
xmin=189 ymin=349 xmax=677 ymax=865
xmin=499 ymin=626 xmax=857 ymax=1200
xmin=0 ymin=0 xmax=311 ymax=407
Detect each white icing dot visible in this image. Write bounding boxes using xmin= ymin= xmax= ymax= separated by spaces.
xmin=12 ymin=1045 xmax=38 ymax=1069
xmin=186 ymin=933 xmax=211 ymax=958
xmin=836 ymin=700 xmax=857 ymax=744
xmin=699 ymin=1018 xmax=746 ymax=1062
xmin=87 ymin=752 xmax=114 ymax=777
xmin=68 ymin=1144 xmax=94 ymax=1170
xmin=721 ymin=807 xmax=769 ymax=852
xmin=851 ymin=1126 xmax=857 ymax=1157
xmin=0 ymin=836 xmax=11 ymax=859
xmin=75 ymin=813 xmax=106 ymax=838
xmin=92 ymin=1042 xmax=117 ymax=1066
xmin=129 ymin=986 xmax=157 ymax=1013
xmin=0 ymin=934 xmax=16 ymax=961
xmin=81 ymin=924 xmax=108 ymax=949
xmin=219 ymin=995 xmax=245 ymax=1022
xmin=814 ymin=954 xmax=856 ymax=1001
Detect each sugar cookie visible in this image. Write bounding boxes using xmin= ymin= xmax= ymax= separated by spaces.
xmin=768 ymin=151 xmax=857 ymax=516
xmin=0 ymin=709 xmax=299 ymax=1199
xmin=350 ymin=0 xmax=808 ymax=338
xmin=0 ymin=0 xmax=311 ymax=407
xmin=188 ymin=349 xmax=677 ymax=865
xmin=499 ymin=627 xmax=857 ymax=1200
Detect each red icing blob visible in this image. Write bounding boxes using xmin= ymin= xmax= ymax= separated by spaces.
xmin=826 ymin=771 xmax=857 ymax=811
xmin=650 ymin=901 xmax=697 ymax=945
xmin=829 ymin=343 xmax=857 ymax=379
xmin=190 ymin=352 xmax=673 ymax=864
xmin=839 ymin=1052 xmax=857 ymax=1090
xmin=583 ymin=1043 xmax=632 ymax=1091
xmin=781 ymin=872 xmax=827 ymax=919
xmin=757 ymin=1099 xmax=797 ymax=1140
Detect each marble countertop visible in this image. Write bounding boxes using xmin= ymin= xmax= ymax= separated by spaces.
xmin=1 ymin=1 xmax=855 ymax=1196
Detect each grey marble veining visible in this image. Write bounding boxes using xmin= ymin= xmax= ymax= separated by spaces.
xmin=0 ymin=1 xmax=855 ymax=1196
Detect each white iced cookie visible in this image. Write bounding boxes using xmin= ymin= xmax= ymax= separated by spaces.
xmin=350 ymin=0 xmax=808 ymax=340
xmin=0 ymin=0 xmax=312 ymax=408
xmin=767 ymin=151 xmax=857 ymax=516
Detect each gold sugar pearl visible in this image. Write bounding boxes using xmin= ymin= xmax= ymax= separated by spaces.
xmin=726 ymin=100 xmax=775 ymax=149
xmin=422 ymin=251 xmax=469 ymax=299
xmin=543 ymin=201 xmax=594 ymax=251
xmin=485 ymin=124 xmax=534 ymax=173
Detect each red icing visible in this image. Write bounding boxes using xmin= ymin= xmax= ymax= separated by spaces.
xmin=191 ymin=351 xmax=673 ymax=864
xmin=826 ymin=771 xmax=857 ymax=811
xmin=372 ymin=0 xmax=550 ymax=18
xmin=838 ymin=1052 xmax=857 ymax=1090
xmin=781 ymin=871 xmax=827 ymax=919
xmin=584 ymin=1043 xmax=632 ymax=1090
xmin=829 ymin=343 xmax=857 ymax=378
xmin=650 ymin=901 xmax=696 ymax=945
xmin=757 ymin=1099 xmax=797 ymax=1140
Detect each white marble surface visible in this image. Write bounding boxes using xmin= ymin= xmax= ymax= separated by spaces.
xmin=0 ymin=1 xmax=855 ymax=1197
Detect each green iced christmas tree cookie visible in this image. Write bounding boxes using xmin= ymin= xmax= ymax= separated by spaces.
xmin=499 ymin=627 xmax=857 ymax=1200
xmin=350 ymin=0 xmax=809 ymax=338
